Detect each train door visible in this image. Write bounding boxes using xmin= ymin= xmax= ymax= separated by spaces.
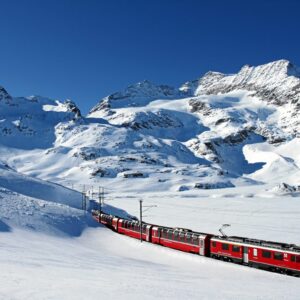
xmin=243 ymin=246 xmax=249 ymax=264
xmin=146 ymin=225 xmax=152 ymax=242
xmin=199 ymin=237 xmax=205 ymax=256
xmin=112 ymin=217 xmax=119 ymax=231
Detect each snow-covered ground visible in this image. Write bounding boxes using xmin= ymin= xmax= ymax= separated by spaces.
xmin=1 ymin=226 xmax=299 ymax=300
xmin=0 ymin=174 xmax=300 ymax=300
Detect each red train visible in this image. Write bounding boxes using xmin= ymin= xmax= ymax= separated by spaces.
xmin=92 ymin=211 xmax=300 ymax=276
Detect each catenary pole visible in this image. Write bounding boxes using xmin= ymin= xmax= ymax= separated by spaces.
xmin=98 ymin=186 xmax=101 ymax=223
xmin=139 ymin=199 xmax=143 ymax=243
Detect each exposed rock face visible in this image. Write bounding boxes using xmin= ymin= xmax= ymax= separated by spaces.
xmin=180 ymin=72 xmax=226 ymax=96
xmin=189 ymin=60 xmax=300 ymax=106
xmin=89 ymin=80 xmax=181 ymax=116
xmin=0 ymin=86 xmax=13 ymax=104
xmin=64 ymin=100 xmax=82 ymax=118
xmin=114 ymin=110 xmax=183 ymax=131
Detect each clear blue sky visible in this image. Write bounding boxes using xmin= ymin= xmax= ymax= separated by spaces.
xmin=0 ymin=0 xmax=299 ymax=114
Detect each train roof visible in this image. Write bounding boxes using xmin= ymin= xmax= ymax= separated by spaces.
xmin=213 ymin=235 xmax=300 ymax=253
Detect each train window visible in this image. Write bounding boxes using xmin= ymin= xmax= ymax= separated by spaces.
xmin=186 ymin=234 xmax=192 ymax=244
xmin=179 ymin=233 xmax=185 ymax=242
xmin=212 ymin=241 xmax=217 ymax=247
xmin=232 ymin=245 xmax=240 ymax=252
xmin=168 ymin=231 xmax=173 ymax=240
xmin=291 ymin=255 xmax=300 ymax=263
xmin=174 ymin=231 xmax=179 ymax=241
xmin=274 ymin=252 xmax=283 ymax=261
xmin=291 ymin=255 xmax=295 ymax=262
xmin=221 ymin=243 xmax=229 ymax=251
xmin=253 ymin=249 xmax=258 ymax=257
xmin=142 ymin=225 xmax=147 ymax=234
xmin=192 ymin=236 xmax=199 ymax=245
xmin=262 ymin=250 xmax=271 ymax=259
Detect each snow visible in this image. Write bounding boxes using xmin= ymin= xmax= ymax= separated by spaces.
xmin=243 ymin=139 xmax=300 ymax=185
xmin=1 ymin=227 xmax=299 ymax=300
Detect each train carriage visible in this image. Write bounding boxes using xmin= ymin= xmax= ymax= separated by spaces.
xmin=152 ymin=226 xmax=212 ymax=256
xmin=117 ymin=219 xmax=153 ymax=242
xmin=246 ymin=240 xmax=300 ymax=275
xmin=211 ymin=236 xmax=300 ymax=275
xmin=210 ymin=237 xmax=244 ymax=263
xmin=91 ymin=211 xmax=119 ymax=231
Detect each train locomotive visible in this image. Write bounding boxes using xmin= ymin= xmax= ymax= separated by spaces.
xmin=92 ymin=211 xmax=300 ymax=276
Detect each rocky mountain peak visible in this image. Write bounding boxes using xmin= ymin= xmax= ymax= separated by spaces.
xmin=233 ymin=59 xmax=297 ymax=82
xmin=0 ymin=86 xmax=13 ymax=104
xmin=107 ymin=79 xmax=177 ymax=102
xmin=179 ymin=72 xmax=226 ymax=96
xmin=192 ymin=59 xmax=300 ymax=105
xmin=89 ymin=80 xmax=179 ymax=116
xmin=64 ymin=99 xmax=82 ymax=118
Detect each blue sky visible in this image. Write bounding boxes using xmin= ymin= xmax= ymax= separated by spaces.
xmin=0 ymin=0 xmax=299 ymax=114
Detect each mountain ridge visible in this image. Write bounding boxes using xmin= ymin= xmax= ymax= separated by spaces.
xmin=0 ymin=59 xmax=300 ymax=193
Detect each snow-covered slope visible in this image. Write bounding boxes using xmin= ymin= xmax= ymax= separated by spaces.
xmin=183 ymin=59 xmax=300 ymax=139
xmin=86 ymin=60 xmax=300 ymax=190
xmin=0 ymin=92 xmax=81 ymax=149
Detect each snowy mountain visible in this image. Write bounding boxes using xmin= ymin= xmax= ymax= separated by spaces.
xmin=0 ymin=91 xmax=81 ymax=149
xmin=0 ymin=59 xmax=300 ymax=194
